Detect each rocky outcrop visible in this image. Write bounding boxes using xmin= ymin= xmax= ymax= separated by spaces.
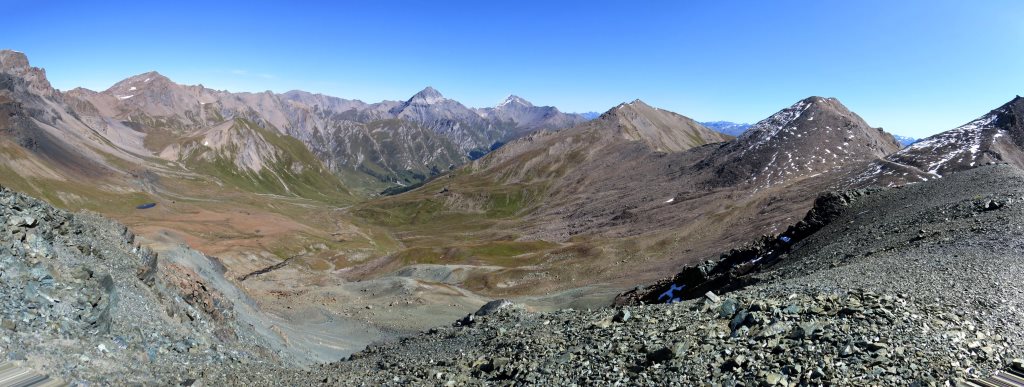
xmin=0 ymin=50 xmax=54 ymax=97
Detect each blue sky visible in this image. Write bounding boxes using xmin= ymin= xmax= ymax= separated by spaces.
xmin=4 ymin=0 xmax=1023 ymax=137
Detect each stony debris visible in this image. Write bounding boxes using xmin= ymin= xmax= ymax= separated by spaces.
xmin=616 ymin=187 xmax=881 ymax=306
xmin=221 ymin=286 xmax=1018 ymax=386
xmin=0 ymin=186 xmax=278 ymax=383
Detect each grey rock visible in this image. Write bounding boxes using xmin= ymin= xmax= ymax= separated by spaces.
xmin=646 ymin=342 xmax=687 ymax=363
xmin=704 ymin=291 xmax=721 ymax=303
xmin=612 ymin=309 xmax=631 ymax=323
xmin=475 ymin=299 xmax=514 ymax=316
xmin=765 ymin=372 xmax=784 ymax=385
xmin=789 ymin=321 xmax=819 ymax=339
xmin=729 ymin=310 xmax=749 ymax=331
xmin=719 ymin=299 xmax=738 ymax=319
xmin=840 ymin=344 xmax=857 ymax=357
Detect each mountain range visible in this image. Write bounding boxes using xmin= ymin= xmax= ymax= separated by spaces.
xmin=53 ymin=57 xmax=589 ymax=195
xmin=4 ymin=48 xmax=1021 ymax=275
xmin=700 ymin=120 xmax=751 ymax=136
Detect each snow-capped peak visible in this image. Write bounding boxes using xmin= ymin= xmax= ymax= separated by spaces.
xmin=498 ymin=95 xmax=532 ymax=108
xmin=741 ymin=100 xmax=812 ymax=143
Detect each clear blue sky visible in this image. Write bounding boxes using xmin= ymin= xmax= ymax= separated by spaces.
xmin=4 ymin=0 xmax=1023 ymax=137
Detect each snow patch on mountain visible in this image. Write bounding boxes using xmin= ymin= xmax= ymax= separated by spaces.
xmin=905 ymin=114 xmax=998 ymax=176
xmin=741 ymin=99 xmax=814 ymax=151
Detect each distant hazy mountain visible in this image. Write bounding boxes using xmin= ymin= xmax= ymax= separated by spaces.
xmin=579 ymin=112 xmax=601 ymax=120
xmin=476 ymin=95 xmax=588 ymax=136
xmin=700 ymin=121 xmax=752 ymax=136
xmin=891 ymin=134 xmax=917 ymax=147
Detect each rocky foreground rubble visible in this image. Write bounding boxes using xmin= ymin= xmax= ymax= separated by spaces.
xmin=282 ymin=287 xmax=1013 ymax=386
xmin=0 ymin=187 xmax=280 ymax=384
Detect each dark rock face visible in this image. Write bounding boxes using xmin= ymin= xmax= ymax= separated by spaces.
xmin=614 ymin=188 xmax=879 ymax=306
xmin=475 ymin=299 xmax=515 ymax=316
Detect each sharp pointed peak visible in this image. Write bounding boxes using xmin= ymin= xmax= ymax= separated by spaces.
xmin=766 ymin=96 xmax=852 ymax=119
xmin=498 ymin=94 xmax=533 ymax=108
xmin=415 ymin=86 xmax=442 ymax=97
xmin=612 ymin=99 xmax=652 ymax=110
xmin=408 ymin=86 xmax=445 ymax=104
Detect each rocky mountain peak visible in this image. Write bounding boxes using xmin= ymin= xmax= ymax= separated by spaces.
xmin=706 ymin=96 xmax=900 ymax=188
xmin=136 ymin=70 xmax=170 ymax=83
xmin=996 ymin=95 xmax=1024 ymax=120
xmin=600 ymin=99 xmax=651 ymax=118
xmin=104 ymin=71 xmax=173 ymax=95
xmin=498 ymin=95 xmax=533 ymax=108
xmin=621 ymin=99 xmax=650 ymax=108
xmin=0 ymin=49 xmax=54 ymax=96
xmin=589 ymin=100 xmax=729 ymax=152
xmin=736 ymin=96 xmax=895 ymax=153
xmin=0 ymin=49 xmax=30 ymax=71
xmin=407 ymin=86 xmax=445 ymax=105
